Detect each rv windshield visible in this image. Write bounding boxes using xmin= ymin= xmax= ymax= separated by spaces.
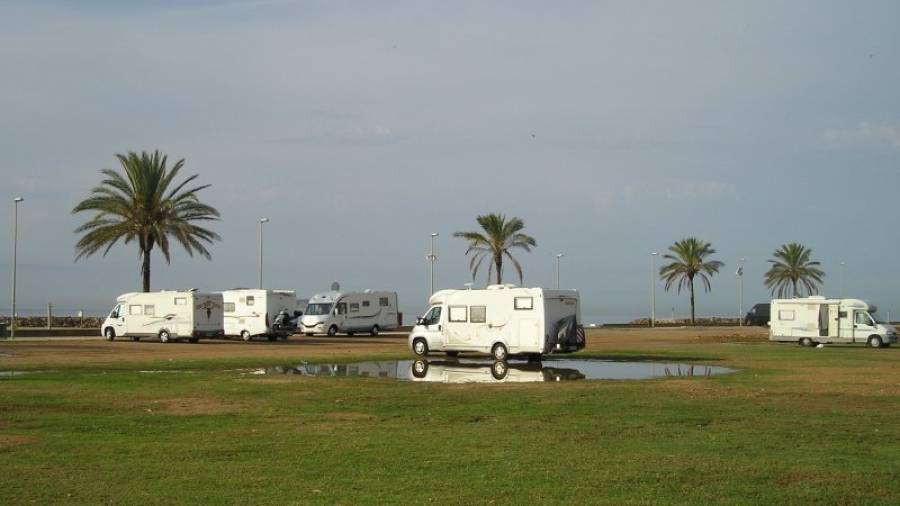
xmin=870 ymin=312 xmax=887 ymax=324
xmin=305 ymin=303 xmax=333 ymax=316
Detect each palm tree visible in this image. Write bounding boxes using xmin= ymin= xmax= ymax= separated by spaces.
xmin=73 ymin=150 xmax=221 ymax=292
xmin=764 ymin=243 xmax=825 ymax=298
xmin=659 ymin=237 xmax=724 ymax=325
xmin=453 ymin=213 xmax=537 ymax=285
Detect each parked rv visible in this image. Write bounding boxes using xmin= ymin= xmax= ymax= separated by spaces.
xmin=744 ymin=303 xmax=770 ymax=326
xmin=299 ymin=290 xmax=400 ymax=336
xmin=769 ymin=297 xmax=897 ymax=348
xmin=101 ymin=291 xmax=224 ymax=343
xmin=222 ymin=289 xmax=298 ymax=341
xmin=408 ymin=285 xmax=586 ymax=360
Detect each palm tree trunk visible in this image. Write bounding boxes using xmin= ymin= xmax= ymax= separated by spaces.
xmin=689 ymin=277 xmax=696 ymax=326
xmin=141 ymin=249 xmax=151 ymax=292
xmin=495 ymin=255 xmax=503 ymax=285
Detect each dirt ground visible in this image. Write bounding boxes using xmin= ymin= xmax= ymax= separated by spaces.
xmin=0 ymin=326 xmax=770 ymax=368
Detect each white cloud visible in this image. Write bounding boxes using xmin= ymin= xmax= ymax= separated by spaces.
xmin=823 ymin=121 xmax=900 ymax=150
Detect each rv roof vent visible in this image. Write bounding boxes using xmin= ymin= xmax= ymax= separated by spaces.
xmin=486 ymin=284 xmax=504 ymax=290
xmin=188 ymin=288 xmax=198 ymax=292
xmin=463 ymin=282 xmax=474 ymax=290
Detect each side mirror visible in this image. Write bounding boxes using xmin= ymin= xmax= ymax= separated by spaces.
xmin=333 ymin=308 xmax=338 ymax=316
xmin=416 ymin=317 xmax=424 ymax=325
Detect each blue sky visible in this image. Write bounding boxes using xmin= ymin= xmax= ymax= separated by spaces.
xmin=2 ymin=0 xmax=900 ymax=321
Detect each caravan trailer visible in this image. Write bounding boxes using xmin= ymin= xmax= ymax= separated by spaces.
xmin=101 ymin=291 xmax=224 ymax=343
xmin=221 ymin=289 xmax=298 ymax=341
xmin=408 ymin=285 xmax=586 ymax=360
xmin=769 ymin=297 xmax=897 ymax=348
xmin=299 ymin=290 xmax=400 ymax=336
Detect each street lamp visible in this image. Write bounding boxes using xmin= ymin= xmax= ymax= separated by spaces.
xmin=839 ymin=261 xmax=846 ymax=299
xmin=650 ymin=252 xmax=658 ymax=327
xmin=427 ymin=233 xmax=439 ymax=297
xmin=736 ymin=258 xmax=745 ymax=326
xmin=555 ymin=253 xmax=564 ymax=289
xmin=10 ymin=197 xmax=23 ymax=340
xmin=258 ymin=218 xmax=269 ymax=289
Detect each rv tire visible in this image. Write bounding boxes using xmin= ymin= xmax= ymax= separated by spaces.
xmin=446 ymin=351 xmax=459 ymax=357
xmin=327 ymin=326 xmax=338 ymax=337
xmin=491 ymin=361 xmax=509 ymax=380
xmin=491 ymin=343 xmax=509 ymax=361
xmin=158 ymin=330 xmax=171 ymax=343
xmin=370 ymin=325 xmax=379 ymax=336
xmin=241 ymin=330 xmax=251 ymax=342
xmin=131 ymin=336 xmax=141 ymax=342
xmin=526 ymin=353 xmax=542 ymax=363
xmin=412 ymin=338 xmax=429 ymax=356
xmin=868 ymin=336 xmax=884 ymax=348
xmin=104 ymin=328 xmax=115 ymax=341
xmin=347 ymin=332 xmax=355 ymax=336
xmin=188 ymin=337 xmax=199 ymax=343
xmin=267 ymin=335 xmax=277 ymax=342
xmin=800 ymin=338 xmax=814 ymax=347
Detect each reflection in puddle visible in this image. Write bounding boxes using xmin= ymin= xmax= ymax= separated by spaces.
xmin=251 ymin=358 xmax=734 ymax=383
xmin=0 ymin=370 xmax=57 ymax=379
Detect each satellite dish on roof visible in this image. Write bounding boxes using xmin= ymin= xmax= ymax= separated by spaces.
xmin=331 ymin=282 xmax=341 ymax=291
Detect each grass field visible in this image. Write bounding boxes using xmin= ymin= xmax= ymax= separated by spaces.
xmin=2 ymin=327 xmax=900 ymax=505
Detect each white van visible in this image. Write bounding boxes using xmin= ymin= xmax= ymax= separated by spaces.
xmin=299 ymin=290 xmax=400 ymax=336
xmin=408 ymin=285 xmax=586 ymax=360
xmin=769 ymin=297 xmax=897 ymax=348
xmin=221 ymin=289 xmax=298 ymax=341
xmin=101 ymin=291 xmax=224 ymax=343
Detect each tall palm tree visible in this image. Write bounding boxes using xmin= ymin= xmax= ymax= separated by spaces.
xmin=764 ymin=243 xmax=825 ymax=298
xmin=659 ymin=237 xmax=724 ymax=325
xmin=453 ymin=213 xmax=537 ymax=285
xmin=73 ymin=150 xmax=221 ymax=292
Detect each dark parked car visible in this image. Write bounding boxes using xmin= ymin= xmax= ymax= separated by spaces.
xmin=744 ymin=303 xmax=770 ymax=326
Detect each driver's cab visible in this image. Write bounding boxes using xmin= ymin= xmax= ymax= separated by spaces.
xmin=103 ymin=303 xmax=125 ymax=336
xmin=415 ymin=305 xmax=445 ymax=345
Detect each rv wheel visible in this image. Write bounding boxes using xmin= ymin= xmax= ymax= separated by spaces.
xmin=327 ymin=326 xmax=338 ymax=337
xmin=526 ymin=353 xmax=542 ymax=363
xmin=104 ymin=328 xmax=115 ymax=341
xmin=158 ymin=330 xmax=171 ymax=343
xmin=131 ymin=336 xmax=141 ymax=342
xmin=868 ymin=336 xmax=884 ymax=348
xmin=491 ymin=361 xmax=509 ymax=380
xmin=412 ymin=338 xmax=429 ymax=356
xmin=491 ymin=343 xmax=509 ymax=361
xmin=412 ymin=359 xmax=429 ymax=378
xmin=188 ymin=337 xmax=199 ymax=343
xmin=347 ymin=332 xmax=355 ymax=337
xmin=267 ymin=335 xmax=277 ymax=342
xmin=446 ymin=351 xmax=459 ymax=357
xmin=370 ymin=325 xmax=380 ymax=336
xmin=241 ymin=330 xmax=251 ymax=342
xmin=800 ymin=338 xmax=814 ymax=347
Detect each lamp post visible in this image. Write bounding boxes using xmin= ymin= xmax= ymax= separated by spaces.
xmin=10 ymin=197 xmax=23 ymax=340
xmin=650 ymin=252 xmax=658 ymax=327
xmin=737 ymin=258 xmax=745 ymax=326
xmin=839 ymin=261 xmax=846 ymax=299
xmin=555 ymin=253 xmax=564 ymax=289
xmin=427 ymin=233 xmax=439 ymax=297
xmin=258 ymin=218 xmax=269 ymax=289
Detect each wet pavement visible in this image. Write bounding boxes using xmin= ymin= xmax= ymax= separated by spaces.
xmin=251 ymin=358 xmax=735 ymax=383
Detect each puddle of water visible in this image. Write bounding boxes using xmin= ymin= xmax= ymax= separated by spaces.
xmin=250 ymin=358 xmax=735 ymax=384
xmin=0 ymin=370 xmax=57 ymax=379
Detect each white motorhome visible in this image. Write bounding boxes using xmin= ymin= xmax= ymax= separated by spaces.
xmin=299 ymin=290 xmax=400 ymax=336
xmin=769 ymin=297 xmax=897 ymax=348
xmin=408 ymin=285 xmax=586 ymax=361
xmin=101 ymin=291 xmax=224 ymax=343
xmin=221 ymin=289 xmax=298 ymax=341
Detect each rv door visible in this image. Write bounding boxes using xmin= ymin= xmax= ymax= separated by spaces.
xmin=853 ymin=310 xmax=877 ymax=343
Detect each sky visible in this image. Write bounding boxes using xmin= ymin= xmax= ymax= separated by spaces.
xmin=2 ymin=0 xmax=900 ymax=322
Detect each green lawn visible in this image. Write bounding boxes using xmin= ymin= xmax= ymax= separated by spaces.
xmin=2 ymin=343 xmax=900 ymax=505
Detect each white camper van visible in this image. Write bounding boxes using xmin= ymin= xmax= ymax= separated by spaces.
xmin=408 ymin=285 xmax=586 ymax=360
xmin=101 ymin=291 xmax=224 ymax=343
xmin=769 ymin=297 xmax=897 ymax=348
xmin=221 ymin=289 xmax=298 ymax=341
xmin=299 ymin=290 xmax=400 ymax=336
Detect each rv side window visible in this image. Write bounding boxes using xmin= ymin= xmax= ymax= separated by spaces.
xmin=470 ymin=306 xmax=487 ymax=323
xmin=449 ymin=306 xmax=467 ymax=323
xmin=246 ymin=296 xmax=255 ymax=306
xmin=778 ymin=310 xmax=795 ymax=321
xmin=337 ymin=303 xmax=347 ymax=315
xmin=224 ymin=302 xmax=236 ymax=313
xmin=129 ymin=304 xmax=143 ymax=316
xmin=174 ymin=297 xmax=187 ymax=306
xmin=350 ymin=303 xmax=360 ymax=313
xmin=144 ymin=305 xmax=155 ymax=317
xmin=514 ymin=297 xmax=534 ymax=310
xmin=379 ymin=297 xmax=389 ymax=307
xmin=855 ymin=312 xmax=874 ymax=326
xmin=362 ymin=300 xmax=370 ymax=307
